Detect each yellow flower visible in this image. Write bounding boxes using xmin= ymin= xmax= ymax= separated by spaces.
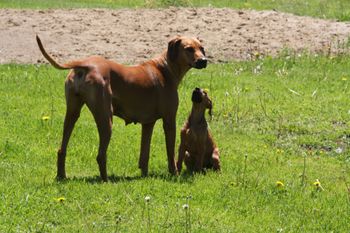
xmin=42 ymin=116 xmax=50 ymax=121
xmin=313 ymin=179 xmax=324 ymax=191
xmin=276 ymin=181 xmax=284 ymax=188
xmin=342 ymin=77 xmax=347 ymax=81
xmin=55 ymin=197 xmax=66 ymax=202
xmin=204 ymin=88 xmax=209 ymax=93
xmin=313 ymin=180 xmax=321 ymax=187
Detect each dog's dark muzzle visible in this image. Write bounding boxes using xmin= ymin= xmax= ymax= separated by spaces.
xmin=194 ymin=58 xmax=207 ymax=69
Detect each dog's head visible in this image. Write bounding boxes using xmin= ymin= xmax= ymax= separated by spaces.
xmin=191 ymin=87 xmax=212 ymax=116
xmin=167 ymin=36 xmax=207 ymax=69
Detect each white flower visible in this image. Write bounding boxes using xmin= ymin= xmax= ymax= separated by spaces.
xmin=182 ymin=204 xmax=189 ymax=209
xmin=145 ymin=196 xmax=151 ymax=202
xmin=335 ymin=147 xmax=343 ymax=154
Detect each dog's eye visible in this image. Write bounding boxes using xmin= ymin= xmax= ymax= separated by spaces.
xmin=185 ymin=47 xmax=195 ymax=53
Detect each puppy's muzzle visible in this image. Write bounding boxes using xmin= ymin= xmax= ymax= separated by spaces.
xmin=194 ymin=58 xmax=207 ymax=69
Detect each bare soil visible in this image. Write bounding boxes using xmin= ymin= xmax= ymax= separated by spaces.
xmin=1 ymin=8 xmax=350 ymax=64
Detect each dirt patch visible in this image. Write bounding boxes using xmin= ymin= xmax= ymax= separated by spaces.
xmin=1 ymin=8 xmax=350 ymax=64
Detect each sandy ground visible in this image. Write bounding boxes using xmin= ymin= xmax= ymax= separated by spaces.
xmin=1 ymin=8 xmax=350 ymax=64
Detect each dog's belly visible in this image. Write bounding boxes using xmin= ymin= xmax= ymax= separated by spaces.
xmin=112 ymin=98 xmax=161 ymax=125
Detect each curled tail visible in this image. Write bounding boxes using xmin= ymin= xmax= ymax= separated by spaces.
xmin=36 ymin=35 xmax=76 ymax=70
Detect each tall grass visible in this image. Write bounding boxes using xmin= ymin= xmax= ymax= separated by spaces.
xmin=1 ymin=53 xmax=350 ymax=232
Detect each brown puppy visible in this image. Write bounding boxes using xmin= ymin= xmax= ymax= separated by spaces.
xmin=177 ymin=88 xmax=220 ymax=173
xmin=36 ymin=35 xmax=207 ymax=181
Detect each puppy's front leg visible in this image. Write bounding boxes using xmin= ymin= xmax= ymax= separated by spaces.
xmin=193 ymin=147 xmax=205 ymax=172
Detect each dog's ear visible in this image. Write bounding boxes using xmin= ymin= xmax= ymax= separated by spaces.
xmin=191 ymin=88 xmax=202 ymax=103
xmin=167 ymin=36 xmax=182 ymax=61
xmin=208 ymin=101 xmax=213 ymax=118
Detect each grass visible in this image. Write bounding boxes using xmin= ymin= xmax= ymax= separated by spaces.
xmin=1 ymin=0 xmax=350 ymax=21
xmin=1 ymin=1 xmax=350 ymax=231
xmin=1 ymin=53 xmax=350 ymax=232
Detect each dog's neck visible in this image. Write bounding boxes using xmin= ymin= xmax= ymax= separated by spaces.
xmin=154 ymin=51 xmax=191 ymax=87
xmin=188 ymin=104 xmax=208 ymax=127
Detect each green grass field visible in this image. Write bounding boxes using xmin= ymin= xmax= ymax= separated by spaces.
xmin=1 ymin=0 xmax=350 ymax=20
xmin=1 ymin=54 xmax=350 ymax=232
xmin=1 ymin=1 xmax=350 ymax=232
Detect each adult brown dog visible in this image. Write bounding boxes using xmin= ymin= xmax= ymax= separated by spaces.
xmin=36 ymin=35 xmax=207 ymax=181
xmin=177 ymin=88 xmax=220 ymax=173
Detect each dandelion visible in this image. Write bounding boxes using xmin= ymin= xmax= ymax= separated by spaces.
xmin=276 ymin=181 xmax=285 ymax=188
xmin=144 ymin=195 xmax=151 ymax=231
xmin=313 ymin=179 xmax=324 ymax=191
xmin=182 ymin=203 xmax=191 ymax=233
xmin=335 ymin=147 xmax=343 ymax=154
xmin=55 ymin=197 xmax=66 ymax=202
xmin=42 ymin=115 xmax=50 ymax=121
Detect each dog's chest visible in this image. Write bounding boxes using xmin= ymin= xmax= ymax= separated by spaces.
xmin=185 ymin=127 xmax=208 ymax=149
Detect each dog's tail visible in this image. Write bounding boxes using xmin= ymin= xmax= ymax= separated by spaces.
xmin=36 ymin=35 xmax=76 ymax=70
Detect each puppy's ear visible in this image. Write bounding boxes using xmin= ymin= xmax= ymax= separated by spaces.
xmin=191 ymin=88 xmax=202 ymax=103
xmin=167 ymin=36 xmax=182 ymax=61
xmin=208 ymin=102 xmax=213 ymax=118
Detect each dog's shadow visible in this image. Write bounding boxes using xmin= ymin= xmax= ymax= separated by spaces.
xmin=60 ymin=171 xmax=196 ymax=184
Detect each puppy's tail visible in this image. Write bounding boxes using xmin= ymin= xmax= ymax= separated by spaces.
xmin=36 ymin=35 xmax=76 ymax=70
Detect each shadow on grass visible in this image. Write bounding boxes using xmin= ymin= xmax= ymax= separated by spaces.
xmin=58 ymin=171 xmax=196 ymax=184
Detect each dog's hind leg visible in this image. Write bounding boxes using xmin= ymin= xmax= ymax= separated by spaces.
xmin=94 ymin=111 xmax=112 ymax=182
xmin=86 ymin=83 xmax=113 ymax=182
xmin=57 ymin=92 xmax=84 ymax=180
xmin=212 ymin=147 xmax=220 ymax=171
xmin=139 ymin=122 xmax=156 ymax=177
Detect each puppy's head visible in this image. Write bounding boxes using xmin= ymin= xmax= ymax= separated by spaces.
xmin=167 ymin=36 xmax=207 ymax=69
xmin=191 ymin=87 xmax=212 ymax=116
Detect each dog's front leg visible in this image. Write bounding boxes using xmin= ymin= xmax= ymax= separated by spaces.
xmin=193 ymin=147 xmax=205 ymax=172
xmin=176 ymin=131 xmax=186 ymax=173
xmin=163 ymin=118 xmax=178 ymax=175
xmin=139 ymin=122 xmax=155 ymax=176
